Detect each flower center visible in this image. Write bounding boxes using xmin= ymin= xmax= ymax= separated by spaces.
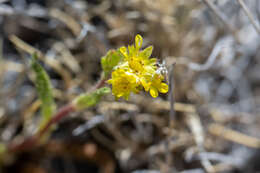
xmin=129 ymin=57 xmax=144 ymax=72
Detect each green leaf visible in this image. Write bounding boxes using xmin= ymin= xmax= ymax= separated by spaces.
xmin=31 ymin=53 xmax=56 ymax=127
xmin=101 ymin=50 xmax=124 ymax=78
xmin=73 ymin=87 xmax=111 ymax=110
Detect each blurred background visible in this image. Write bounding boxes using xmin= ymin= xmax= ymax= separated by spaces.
xmin=0 ymin=0 xmax=260 ymax=172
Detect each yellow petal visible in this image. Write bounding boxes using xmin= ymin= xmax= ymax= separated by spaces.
xmin=150 ymin=87 xmax=158 ymax=98
xmin=119 ymin=47 xmax=128 ymax=57
xmin=116 ymin=93 xmax=124 ymax=97
xmin=128 ymin=45 xmax=136 ymax=56
xmin=123 ymin=93 xmax=130 ymax=100
xmin=140 ymin=78 xmax=150 ymax=91
xmin=144 ymin=66 xmax=156 ymax=74
xmin=107 ymin=79 xmax=113 ymax=84
xmin=158 ymin=83 xmax=168 ymax=93
xmin=148 ymin=58 xmax=157 ymax=65
xmin=135 ymin=34 xmax=143 ymax=50
xmin=140 ymin=46 xmax=153 ymax=58
xmin=133 ymin=87 xmax=141 ymax=94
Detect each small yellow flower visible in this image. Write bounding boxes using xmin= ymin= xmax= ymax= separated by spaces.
xmin=119 ymin=35 xmax=156 ymax=75
xmin=148 ymin=74 xmax=169 ymax=98
xmin=107 ymin=69 xmax=140 ymax=100
xmin=107 ymin=34 xmax=169 ymax=100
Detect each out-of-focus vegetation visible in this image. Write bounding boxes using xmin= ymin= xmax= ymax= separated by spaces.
xmin=0 ymin=0 xmax=260 ymax=173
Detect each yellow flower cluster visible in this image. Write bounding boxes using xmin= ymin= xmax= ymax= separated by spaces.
xmin=107 ymin=35 xmax=168 ymax=100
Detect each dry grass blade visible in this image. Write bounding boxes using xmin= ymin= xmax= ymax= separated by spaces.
xmin=0 ymin=38 xmax=4 ymax=84
xmin=188 ymin=39 xmax=223 ymax=71
xmin=209 ymin=123 xmax=260 ymax=148
xmin=134 ymin=95 xmax=196 ymax=113
xmin=9 ymin=35 xmax=73 ymax=88
xmin=200 ymin=0 xmax=237 ymax=38
xmin=236 ymin=0 xmax=260 ymax=34
xmin=147 ymin=134 xmax=194 ymax=156
xmin=53 ymin=42 xmax=81 ymax=73
xmin=49 ymin=8 xmax=82 ymax=37
xmin=200 ymin=0 xmax=232 ymax=28
xmin=186 ymin=113 xmax=215 ymax=173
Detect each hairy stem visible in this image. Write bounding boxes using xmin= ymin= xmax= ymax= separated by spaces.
xmin=8 ymin=77 xmax=107 ymax=153
xmin=8 ymin=104 xmax=75 ymax=153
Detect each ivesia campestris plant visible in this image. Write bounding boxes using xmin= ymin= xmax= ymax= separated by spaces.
xmin=102 ymin=34 xmax=169 ymax=100
xmin=6 ymin=34 xmax=169 ymax=154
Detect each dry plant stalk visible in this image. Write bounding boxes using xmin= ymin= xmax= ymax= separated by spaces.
xmin=49 ymin=8 xmax=82 ymax=37
xmin=186 ymin=113 xmax=215 ymax=173
xmin=209 ymin=123 xmax=260 ymax=148
xmin=236 ymin=0 xmax=260 ymax=34
xmin=9 ymin=35 xmax=73 ymax=88
xmin=200 ymin=0 xmax=236 ymax=34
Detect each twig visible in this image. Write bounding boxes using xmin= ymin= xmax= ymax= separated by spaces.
xmin=197 ymin=152 xmax=242 ymax=166
xmin=49 ymin=8 xmax=82 ymax=37
xmin=256 ymin=0 xmax=260 ymax=22
xmin=73 ymin=115 xmax=105 ymax=136
xmin=236 ymin=0 xmax=260 ymax=34
xmin=180 ymin=168 xmax=204 ymax=173
xmin=0 ymin=38 xmax=3 ymax=85
xmin=209 ymin=123 xmax=260 ymax=148
xmin=0 ymin=0 xmax=9 ymax=3
xmin=53 ymin=42 xmax=81 ymax=73
xmin=186 ymin=113 xmax=215 ymax=173
xmin=147 ymin=134 xmax=194 ymax=156
xmin=134 ymin=96 xmax=196 ymax=113
xmin=168 ymin=63 xmax=175 ymax=127
xmin=9 ymin=35 xmax=73 ymax=89
xmin=201 ymin=0 xmax=237 ymax=35
xmin=188 ymin=39 xmax=223 ymax=71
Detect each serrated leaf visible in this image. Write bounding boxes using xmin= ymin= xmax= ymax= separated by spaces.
xmin=31 ymin=53 xmax=56 ymax=127
xmin=101 ymin=50 xmax=123 ymax=78
xmin=73 ymin=87 xmax=111 ymax=110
